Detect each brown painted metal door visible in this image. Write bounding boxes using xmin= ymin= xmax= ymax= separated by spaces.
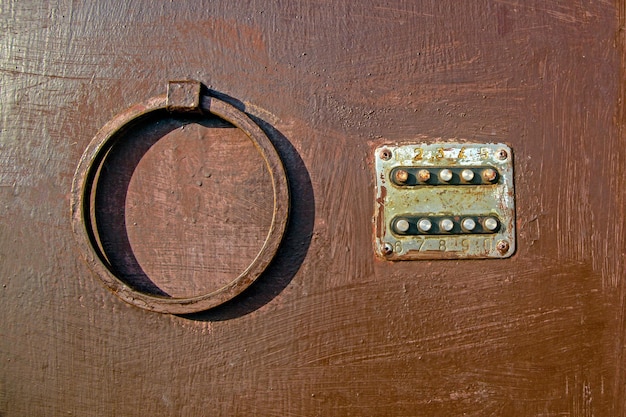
xmin=2 ymin=1 xmax=626 ymax=415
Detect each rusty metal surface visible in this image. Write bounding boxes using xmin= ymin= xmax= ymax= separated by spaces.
xmin=71 ymin=81 xmax=290 ymax=314
xmin=374 ymin=142 xmax=515 ymax=259
xmin=166 ymin=80 xmax=202 ymax=113
xmin=1 ymin=1 xmax=626 ymax=416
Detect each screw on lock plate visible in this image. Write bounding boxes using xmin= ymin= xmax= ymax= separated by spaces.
xmin=374 ymin=143 xmax=515 ymax=260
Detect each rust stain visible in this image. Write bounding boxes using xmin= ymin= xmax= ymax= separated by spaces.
xmin=375 ymin=184 xmax=387 ymax=245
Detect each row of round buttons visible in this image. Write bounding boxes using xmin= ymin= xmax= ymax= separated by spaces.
xmin=392 ymin=216 xmax=500 ymax=235
xmin=391 ymin=166 xmax=499 ymax=186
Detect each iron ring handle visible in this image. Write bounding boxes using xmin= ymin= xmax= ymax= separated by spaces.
xmin=71 ymin=81 xmax=290 ymax=314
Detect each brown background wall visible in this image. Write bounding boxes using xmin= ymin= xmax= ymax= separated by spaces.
xmin=1 ymin=0 xmax=626 ymax=415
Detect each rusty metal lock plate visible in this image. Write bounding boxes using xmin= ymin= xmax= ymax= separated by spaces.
xmin=374 ymin=143 xmax=515 ymax=260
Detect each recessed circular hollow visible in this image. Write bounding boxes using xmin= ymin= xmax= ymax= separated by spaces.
xmin=71 ymin=86 xmax=290 ymax=314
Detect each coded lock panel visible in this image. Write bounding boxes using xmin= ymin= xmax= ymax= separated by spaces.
xmin=374 ymin=142 xmax=515 ymax=260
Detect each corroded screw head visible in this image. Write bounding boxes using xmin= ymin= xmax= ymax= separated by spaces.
xmin=394 ymin=169 xmax=409 ymax=184
xmin=482 ymin=168 xmax=497 ymax=182
xmin=382 ymin=243 xmax=394 ymax=256
xmin=417 ymin=169 xmax=431 ymax=182
xmin=497 ymin=149 xmax=508 ymax=160
xmin=380 ymin=149 xmax=392 ymax=160
xmin=496 ymin=240 xmax=510 ymax=254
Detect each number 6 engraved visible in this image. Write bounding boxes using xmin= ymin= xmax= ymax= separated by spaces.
xmin=394 ymin=241 xmax=403 ymax=253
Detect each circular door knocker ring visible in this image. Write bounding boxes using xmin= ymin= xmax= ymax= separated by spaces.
xmin=71 ymin=81 xmax=290 ymax=314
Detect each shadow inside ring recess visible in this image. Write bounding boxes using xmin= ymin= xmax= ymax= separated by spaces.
xmin=92 ymin=111 xmax=231 ymax=296
xmin=181 ymin=91 xmax=315 ymax=321
xmin=91 ymin=104 xmax=314 ymax=319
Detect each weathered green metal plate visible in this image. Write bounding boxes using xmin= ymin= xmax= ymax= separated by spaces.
xmin=374 ymin=142 xmax=515 ymax=260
